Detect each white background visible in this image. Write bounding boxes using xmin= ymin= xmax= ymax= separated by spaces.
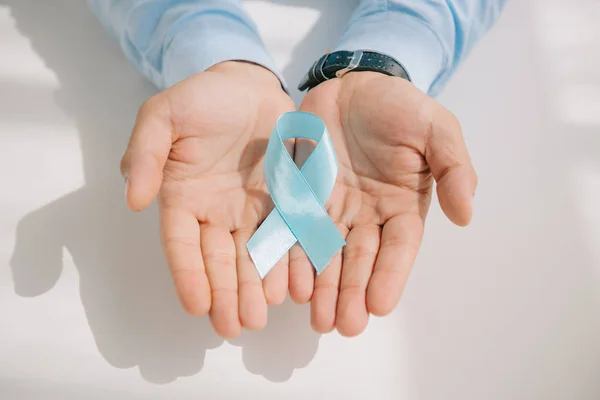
xmin=1 ymin=0 xmax=599 ymax=399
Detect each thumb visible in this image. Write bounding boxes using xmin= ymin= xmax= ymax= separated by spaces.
xmin=425 ymin=105 xmax=478 ymax=226
xmin=120 ymin=95 xmax=173 ymax=212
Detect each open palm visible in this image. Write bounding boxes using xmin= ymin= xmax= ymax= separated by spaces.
xmin=121 ymin=62 xmax=294 ymax=337
xmin=291 ymin=72 xmax=478 ymax=336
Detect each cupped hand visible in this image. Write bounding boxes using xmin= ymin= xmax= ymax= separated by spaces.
xmin=121 ymin=61 xmax=295 ymax=338
xmin=291 ymin=72 xmax=477 ymax=336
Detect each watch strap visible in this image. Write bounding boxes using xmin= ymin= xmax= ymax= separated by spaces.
xmin=298 ymin=50 xmax=411 ymax=91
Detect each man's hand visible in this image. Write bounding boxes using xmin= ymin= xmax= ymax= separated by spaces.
xmin=121 ymin=61 xmax=295 ymax=338
xmin=291 ymin=72 xmax=477 ymax=336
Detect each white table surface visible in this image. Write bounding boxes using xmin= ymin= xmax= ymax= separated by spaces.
xmin=1 ymin=1 xmax=599 ymax=399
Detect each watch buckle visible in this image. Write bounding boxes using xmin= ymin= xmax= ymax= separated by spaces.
xmin=335 ymin=50 xmax=364 ymax=78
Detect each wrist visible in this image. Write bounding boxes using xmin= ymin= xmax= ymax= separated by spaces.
xmin=334 ymin=13 xmax=444 ymax=95
xmin=208 ymin=61 xmax=283 ymax=92
xmin=159 ymin=1 xmax=286 ymax=89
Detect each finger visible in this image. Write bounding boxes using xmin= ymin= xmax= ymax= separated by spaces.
xmin=262 ymin=252 xmax=289 ymax=306
xmin=336 ymin=225 xmax=380 ymax=337
xmin=424 ymin=105 xmax=477 ymax=226
xmin=121 ymin=95 xmax=174 ymax=212
xmin=289 ymin=243 xmax=315 ymax=304
xmin=367 ymin=214 xmax=423 ymax=316
xmin=160 ymin=207 xmax=210 ymax=316
xmin=233 ymin=229 xmax=267 ymax=330
xmin=311 ymin=224 xmax=348 ymax=333
xmin=201 ymin=224 xmax=241 ymax=338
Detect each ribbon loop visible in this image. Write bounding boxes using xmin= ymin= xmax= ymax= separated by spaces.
xmin=247 ymin=112 xmax=346 ymax=278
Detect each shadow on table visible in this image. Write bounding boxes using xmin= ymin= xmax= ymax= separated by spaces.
xmin=4 ymin=0 xmax=337 ymax=385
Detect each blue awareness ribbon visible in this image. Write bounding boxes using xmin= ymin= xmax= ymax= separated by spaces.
xmin=247 ymin=111 xmax=346 ymax=279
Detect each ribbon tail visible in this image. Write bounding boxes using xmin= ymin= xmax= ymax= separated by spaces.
xmin=247 ymin=209 xmax=297 ymax=279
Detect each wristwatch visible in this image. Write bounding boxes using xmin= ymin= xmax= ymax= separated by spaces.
xmin=298 ymin=50 xmax=411 ymax=92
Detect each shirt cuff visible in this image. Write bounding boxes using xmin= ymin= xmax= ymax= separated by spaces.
xmin=334 ymin=12 xmax=446 ymax=96
xmin=161 ymin=10 xmax=284 ymax=89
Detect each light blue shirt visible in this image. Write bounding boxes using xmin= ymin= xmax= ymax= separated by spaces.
xmin=89 ymin=0 xmax=507 ymax=96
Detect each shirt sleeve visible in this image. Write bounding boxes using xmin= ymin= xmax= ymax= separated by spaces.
xmin=88 ymin=0 xmax=283 ymax=89
xmin=334 ymin=0 xmax=508 ymax=97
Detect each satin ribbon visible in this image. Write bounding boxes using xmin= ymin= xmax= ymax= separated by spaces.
xmin=247 ymin=111 xmax=346 ymax=278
